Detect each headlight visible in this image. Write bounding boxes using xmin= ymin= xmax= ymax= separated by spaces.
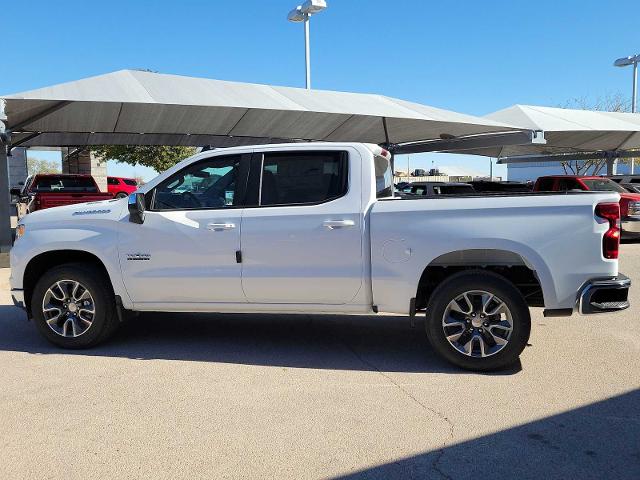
xmin=15 ymin=224 xmax=26 ymax=240
xmin=628 ymin=201 xmax=640 ymax=216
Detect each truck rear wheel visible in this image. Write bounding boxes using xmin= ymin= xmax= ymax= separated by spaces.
xmin=31 ymin=263 xmax=120 ymax=348
xmin=425 ymin=270 xmax=531 ymax=371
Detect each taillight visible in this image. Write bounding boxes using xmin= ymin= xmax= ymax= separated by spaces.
xmin=595 ymin=202 xmax=620 ymax=259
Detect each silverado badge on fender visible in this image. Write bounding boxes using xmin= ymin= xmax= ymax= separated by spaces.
xmin=126 ymin=253 xmax=151 ymax=261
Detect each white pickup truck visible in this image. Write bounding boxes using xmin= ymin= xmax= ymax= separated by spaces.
xmin=9 ymin=142 xmax=631 ymax=371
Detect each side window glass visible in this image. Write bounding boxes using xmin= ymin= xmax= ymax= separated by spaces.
xmin=558 ymin=179 xmax=579 ymax=191
xmin=537 ymin=178 xmax=554 ymax=191
xmin=260 ymin=151 xmax=347 ymax=206
xmin=153 ymin=155 xmax=240 ymax=210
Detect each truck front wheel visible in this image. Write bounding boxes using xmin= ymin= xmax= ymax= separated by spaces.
xmin=425 ymin=270 xmax=531 ymax=371
xmin=31 ymin=263 xmax=120 ymax=348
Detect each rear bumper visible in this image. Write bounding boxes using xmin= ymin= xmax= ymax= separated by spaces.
xmin=11 ymin=289 xmax=25 ymax=310
xmin=578 ymin=274 xmax=631 ymax=314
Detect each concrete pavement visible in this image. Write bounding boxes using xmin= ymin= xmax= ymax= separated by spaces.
xmin=0 ymin=245 xmax=639 ymax=479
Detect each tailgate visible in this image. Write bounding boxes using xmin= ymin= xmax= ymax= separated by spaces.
xmin=37 ymin=193 xmax=113 ymax=210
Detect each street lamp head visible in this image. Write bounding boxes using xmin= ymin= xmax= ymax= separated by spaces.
xmin=614 ymin=55 xmax=640 ymax=67
xmin=287 ymin=6 xmax=306 ymax=22
xmin=300 ymin=0 xmax=327 ymax=15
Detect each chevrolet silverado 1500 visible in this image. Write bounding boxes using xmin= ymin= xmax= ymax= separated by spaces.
xmin=9 ymin=143 xmax=631 ymax=371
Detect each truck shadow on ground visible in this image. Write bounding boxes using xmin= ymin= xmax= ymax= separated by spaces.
xmin=0 ymin=304 xmax=522 ymax=375
xmin=332 ymin=388 xmax=640 ymax=480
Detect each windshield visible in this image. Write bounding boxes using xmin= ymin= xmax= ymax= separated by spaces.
xmin=32 ymin=176 xmax=99 ymax=193
xmin=581 ymin=179 xmax=626 ymax=193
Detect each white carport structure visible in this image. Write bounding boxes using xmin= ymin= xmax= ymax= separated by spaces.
xmin=437 ymin=105 xmax=640 ymax=171
xmin=2 ymin=70 xmax=523 ymax=148
xmin=1 ymin=69 xmax=528 ymax=252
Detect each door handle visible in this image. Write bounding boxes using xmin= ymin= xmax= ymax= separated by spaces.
xmin=323 ymin=220 xmax=355 ymax=229
xmin=207 ymin=222 xmax=236 ymax=231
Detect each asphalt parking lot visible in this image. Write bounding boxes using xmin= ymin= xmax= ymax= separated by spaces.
xmin=0 ymin=245 xmax=639 ymax=480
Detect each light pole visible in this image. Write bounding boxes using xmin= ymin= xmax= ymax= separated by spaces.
xmin=613 ymin=54 xmax=639 ymax=174
xmin=287 ymin=0 xmax=327 ymax=89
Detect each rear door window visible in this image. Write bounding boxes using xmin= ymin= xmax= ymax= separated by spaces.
xmin=259 ymin=151 xmax=348 ymax=206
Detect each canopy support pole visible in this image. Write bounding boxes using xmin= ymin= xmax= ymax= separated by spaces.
xmin=606 ymin=151 xmax=617 ymax=176
xmin=0 ymin=100 xmax=13 ymax=255
xmin=0 ymin=142 xmax=13 ymax=254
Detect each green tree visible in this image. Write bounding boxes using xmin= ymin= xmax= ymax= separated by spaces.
xmin=27 ymin=156 xmax=61 ymax=175
xmin=92 ymin=145 xmax=196 ymax=173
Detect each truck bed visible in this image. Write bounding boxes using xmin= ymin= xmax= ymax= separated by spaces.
xmin=370 ymin=191 xmax=619 ymax=314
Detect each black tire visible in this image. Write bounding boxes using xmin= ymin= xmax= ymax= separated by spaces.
xmin=115 ymin=192 xmax=128 ymax=199
xmin=425 ymin=270 xmax=531 ymax=371
xmin=31 ymin=263 xmax=120 ymax=348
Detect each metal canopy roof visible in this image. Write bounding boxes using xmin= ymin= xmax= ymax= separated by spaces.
xmin=0 ymin=70 xmax=519 ymax=149
xmin=442 ymin=105 xmax=640 ymax=158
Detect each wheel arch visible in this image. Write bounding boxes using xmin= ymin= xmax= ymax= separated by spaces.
xmin=415 ymin=248 xmax=550 ymax=311
xmin=23 ymin=250 xmax=114 ymax=318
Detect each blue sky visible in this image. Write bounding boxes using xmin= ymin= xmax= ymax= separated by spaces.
xmin=3 ymin=0 xmax=638 ymax=180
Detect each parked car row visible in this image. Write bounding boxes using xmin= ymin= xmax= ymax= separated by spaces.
xmin=11 ymin=174 xmax=138 ymax=221
xmin=396 ymin=180 xmax=532 ymax=197
xmin=396 ymin=174 xmax=640 ymax=238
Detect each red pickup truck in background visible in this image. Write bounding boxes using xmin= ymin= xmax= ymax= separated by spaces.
xmin=533 ymin=175 xmax=640 ymax=237
xmin=11 ymin=174 xmax=114 ymax=221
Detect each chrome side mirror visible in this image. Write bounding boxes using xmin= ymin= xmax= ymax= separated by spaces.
xmin=128 ymin=192 xmax=146 ymax=224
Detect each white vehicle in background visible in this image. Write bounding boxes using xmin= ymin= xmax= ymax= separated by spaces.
xmin=9 ymin=143 xmax=631 ymax=371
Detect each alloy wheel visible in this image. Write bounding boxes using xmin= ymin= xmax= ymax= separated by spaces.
xmin=441 ymin=290 xmax=513 ymax=357
xmin=42 ymin=280 xmax=96 ymax=338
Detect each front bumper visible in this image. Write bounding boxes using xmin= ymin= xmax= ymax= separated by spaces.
xmin=578 ymin=274 xmax=631 ymax=314
xmin=621 ymin=216 xmax=640 ymax=235
xmin=11 ymin=289 xmax=25 ymax=310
